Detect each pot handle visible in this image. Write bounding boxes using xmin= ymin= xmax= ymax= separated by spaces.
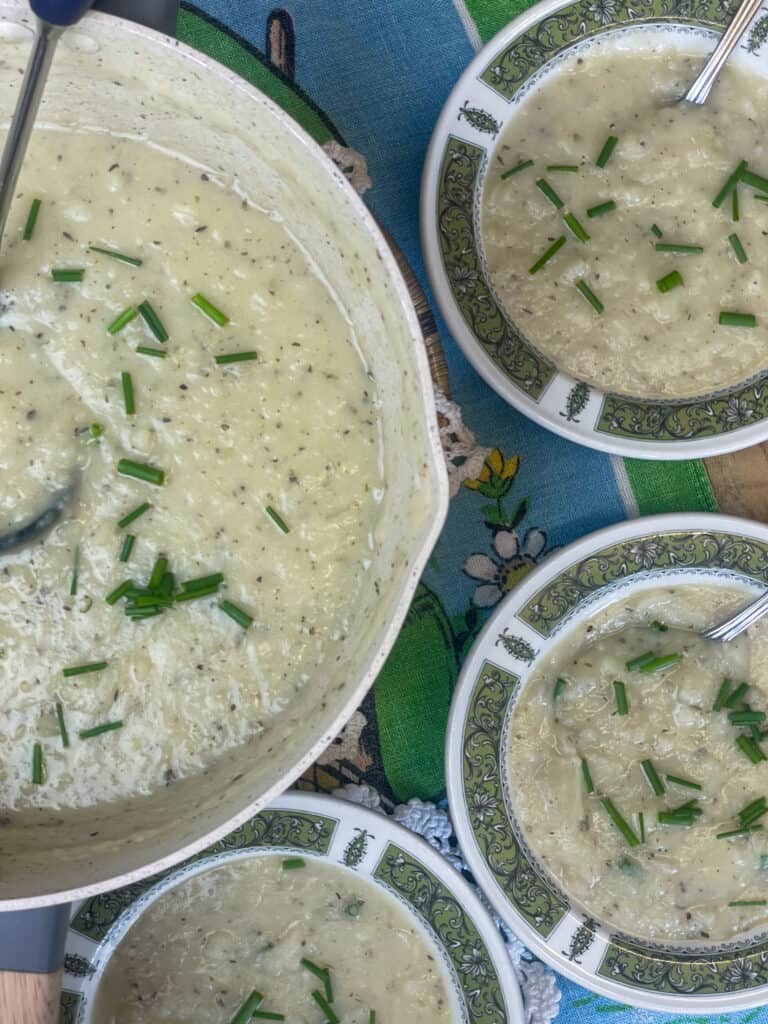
xmin=0 ymin=904 xmax=70 ymax=1023
xmin=93 ymin=0 xmax=178 ymax=35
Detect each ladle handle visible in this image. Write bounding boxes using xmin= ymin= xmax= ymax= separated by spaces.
xmin=28 ymin=0 xmax=95 ymax=26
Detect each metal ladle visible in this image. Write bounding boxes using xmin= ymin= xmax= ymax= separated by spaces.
xmin=682 ymin=0 xmax=764 ymax=104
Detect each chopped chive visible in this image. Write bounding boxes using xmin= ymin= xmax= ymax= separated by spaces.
xmin=119 ymin=534 xmax=135 ymax=563
xmin=737 ymin=735 xmax=767 ymax=763
xmin=626 ymin=651 xmax=655 ymax=672
xmin=175 ymin=584 xmax=219 ymax=603
xmin=732 ymin=187 xmax=740 ymax=222
xmin=69 ymin=544 xmax=79 ymax=597
xmin=369 ymin=1014 xmax=377 ymax=1024
xmin=613 ymin=680 xmax=628 ymax=715
xmin=650 ymin=223 xmax=663 ymax=238
xmin=148 ymin=557 xmax=168 ymax=593
xmin=640 ymin=759 xmax=665 ymax=796
xmin=729 ymin=710 xmax=767 ymax=725
xmin=666 ymin=774 xmax=702 ymax=791
xmin=654 ymin=243 xmax=703 ymax=254
xmin=740 ymin=805 xmax=768 ymax=827
xmin=121 ymin=371 xmax=135 ymax=415
xmin=63 ymin=661 xmax=107 ymax=678
xmin=729 ymin=899 xmax=767 ymax=907
xmin=638 ymin=811 xmax=645 ymax=843
xmin=581 ymin=757 xmax=595 ymax=794
xmin=528 ymin=235 xmax=566 ymax=274
xmin=265 ymin=506 xmax=290 ymax=533
xmin=553 ymin=677 xmax=568 ymax=700
xmin=118 ymin=502 xmax=150 ymax=529
xmin=301 ymin=960 xmax=333 ymax=1003
xmin=107 ymin=307 xmax=137 ymax=335
xmin=90 ymin=423 xmax=104 ymax=441
xmin=55 ymin=702 xmax=70 ymax=748
xmin=117 ymin=459 xmax=165 ymax=486
xmin=724 ymin=681 xmax=749 ymax=708
xmin=182 ymin=573 xmax=224 ymax=593
xmin=740 ymin=168 xmax=768 ymax=194
xmin=728 ymin=233 xmax=748 ymax=263
xmin=78 ymin=720 xmax=123 ymax=740
xmin=345 ymin=900 xmax=363 ymax=917
xmin=32 ymin=742 xmax=43 ymax=785
xmin=251 ymin=1013 xmax=285 ymax=1022
xmin=281 ymin=857 xmax=305 ymax=870
xmin=106 ymin=579 xmax=134 ymax=605
xmin=131 ymin=593 xmax=173 ymax=609
xmin=719 ymin=311 xmax=756 ymax=327
xmin=191 ymin=293 xmax=229 ymax=327
xmin=596 ymin=135 xmax=618 ymax=168
xmin=535 ymin=178 xmax=564 ymax=209
xmin=637 ymin=653 xmax=681 ymax=673
xmin=739 ymin=798 xmax=767 ymax=821
xmin=215 ymin=351 xmax=258 ymax=365
xmin=717 ymin=824 xmax=763 ymax=839
xmin=138 ymin=300 xmax=169 ymax=343
xmin=311 ymin=991 xmax=339 ymax=1024
xmin=23 ymin=198 xmax=41 ymax=241
xmin=649 ymin=620 xmax=668 ymax=632
xmin=564 ymin=212 xmax=590 ymax=242
xmin=658 ymin=810 xmax=700 ymax=826
xmin=656 ymin=270 xmax=683 ymax=293
xmin=575 ymin=278 xmax=603 ymax=313
xmin=713 ymin=678 xmax=732 ymax=711
xmin=601 ymin=797 xmax=640 ymax=847
xmin=218 ymin=600 xmax=253 ymax=629
xmin=755 ymin=193 xmax=768 ymax=203
xmin=126 ymin=607 xmax=163 ymax=620
xmin=586 ymin=200 xmax=616 ymax=218
xmin=501 ymin=159 xmax=534 ymax=179
xmin=51 ymin=268 xmax=84 ymax=282
xmin=88 ymin=245 xmax=142 ymax=267
xmin=713 ymin=160 xmax=747 ymax=208
xmin=136 ymin=345 xmax=167 ymax=359
xmin=546 ymin=164 xmax=579 ymax=172
xmin=229 ymin=991 xmax=264 ymax=1024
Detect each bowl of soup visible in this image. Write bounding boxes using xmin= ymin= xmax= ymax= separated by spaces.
xmin=421 ymin=4 xmax=768 ymax=457
xmin=447 ymin=512 xmax=768 ymax=1012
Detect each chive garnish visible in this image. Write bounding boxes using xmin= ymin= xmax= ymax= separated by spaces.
xmin=529 ymin=236 xmax=566 ymax=274
xmin=637 ymin=653 xmax=681 ymax=673
xmin=728 ymin=233 xmax=748 ymax=263
xmin=23 ymin=198 xmax=41 ymax=241
xmin=117 ymin=459 xmax=165 ymax=486
xmin=32 ymin=742 xmax=43 ymax=785
xmin=311 ymin=991 xmax=340 ymax=1024
xmin=118 ymin=502 xmax=150 ymax=529
xmin=656 ymin=270 xmax=683 ymax=293
xmin=79 ymin=720 xmax=123 ymax=740
xmin=719 ymin=311 xmax=756 ymax=327
xmin=713 ymin=678 xmax=731 ymax=711
xmin=265 ymin=506 xmax=290 ymax=533
xmin=601 ymin=797 xmax=640 ymax=846
xmin=501 ymin=159 xmax=534 ymax=179
xmin=251 ymin=1013 xmax=286 ymax=1021
xmin=737 ymin=735 xmax=767 ymax=763
xmin=650 ymin=223 xmax=663 ymax=238
xmin=301 ymin=959 xmax=333 ymax=1002
xmin=649 ymin=620 xmax=668 ymax=632
xmin=724 ymin=681 xmax=749 ymax=708
xmin=740 ymin=168 xmax=768 ymax=194
xmin=613 ymin=680 xmax=628 ymax=715
xmin=654 ymin=243 xmax=703 ymax=254
xmin=55 ymin=702 xmax=69 ymax=747
xmin=215 ymin=352 xmax=258 ymax=365
xmin=586 ymin=200 xmax=616 ymax=218
xmin=218 ymin=600 xmax=253 ymax=629
xmin=119 ymin=534 xmax=135 ymax=563
xmin=638 ymin=811 xmax=645 ymax=843
xmin=596 ymin=135 xmax=618 ymax=168
xmin=63 ymin=661 xmax=107 ymax=677
xmin=756 ymin=194 xmax=768 ymax=203
xmin=729 ymin=899 xmax=767 ymax=907
xmin=229 ymin=991 xmax=264 ymax=1024
xmin=729 ymin=710 xmax=766 ymax=725
xmin=640 ymin=759 xmax=665 ymax=796
xmin=282 ymin=857 xmax=306 ymax=870
xmin=717 ymin=824 xmax=763 ymax=839
xmin=138 ymin=300 xmax=169 ymax=343
xmin=546 ymin=164 xmax=579 ymax=172
xmin=51 ymin=268 xmax=84 ymax=282
xmin=191 ymin=293 xmax=229 ymax=327
xmin=581 ymin=757 xmax=595 ymax=794
xmin=564 ymin=212 xmax=590 ymax=242
xmin=182 ymin=573 xmax=224 ymax=593
xmin=121 ymin=371 xmax=135 ymax=415
xmin=108 ymin=307 xmax=137 ymax=335
xmin=535 ymin=179 xmax=564 ymax=209
xmin=732 ymin=188 xmax=740 ymax=222
xmin=666 ymin=774 xmax=702 ymax=791
xmin=369 ymin=1014 xmax=377 ymax=1024
xmin=174 ymin=585 xmax=220 ymax=602
xmin=553 ymin=677 xmax=568 ymax=700
xmin=136 ymin=345 xmax=167 ymax=359
xmin=658 ymin=806 xmax=701 ymax=825
xmin=106 ymin=579 xmax=133 ymax=605
xmin=713 ymin=160 xmax=747 ymax=208
xmin=148 ymin=557 xmax=168 ymax=592
xmin=88 ymin=245 xmax=142 ymax=267
xmin=90 ymin=423 xmax=104 ymax=441
xmin=626 ymin=651 xmax=655 ymax=672
xmin=739 ymin=799 xmax=767 ymax=826
xmin=575 ymin=278 xmax=603 ymax=313
xmin=69 ymin=544 xmax=79 ymax=596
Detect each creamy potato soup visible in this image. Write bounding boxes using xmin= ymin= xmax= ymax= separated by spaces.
xmin=507 ymin=584 xmax=768 ymax=942
xmin=93 ymin=854 xmax=453 ymax=1023
xmin=0 ymin=128 xmax=382 ymax=810
xmin=482 ymin=36 xmax=768 ymax=398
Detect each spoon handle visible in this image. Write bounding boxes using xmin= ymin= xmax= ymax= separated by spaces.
xmin=704 ymin=588 xmax=768 ymax=642
xmin=684 ymin=0 xmax=765 ymax=104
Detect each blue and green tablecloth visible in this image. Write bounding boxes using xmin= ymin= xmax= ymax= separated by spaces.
xmin=174 ymin=4 xmax=735 ymax=1022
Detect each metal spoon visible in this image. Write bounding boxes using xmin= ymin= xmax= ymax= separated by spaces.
xmin=703 ymin=591 xmax=768 ymax=643
xmin=682 ymin=0 xmax=764 ymax=105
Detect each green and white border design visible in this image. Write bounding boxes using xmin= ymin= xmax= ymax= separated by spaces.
xmin=447 ymin=513 xmax=768 ymax=1013
xmin=60 ymin=792 xmax=523 ymax=1024
xmin=422 ymin=0 xmax=768 ymax=458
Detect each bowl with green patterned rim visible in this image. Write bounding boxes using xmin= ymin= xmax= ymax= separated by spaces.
xmin=421 ymin=5 xmax=768 ymax=459
xmin=59 ymin=791 xmax=524 ymax=1024
xmin=445 ymin=511 xmax=768 ymax=1012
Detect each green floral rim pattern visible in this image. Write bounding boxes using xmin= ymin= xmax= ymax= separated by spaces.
xmin=435 ymin=0 xmax=768 ymax=445
xmin=460 ymin=526 xmax=768 ymax=997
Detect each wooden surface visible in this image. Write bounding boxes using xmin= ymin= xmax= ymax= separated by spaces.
xmin=705 ymin=445 xmax=768 ymax=522
xmin=0 ymin=969 xmax=61 ymax=1024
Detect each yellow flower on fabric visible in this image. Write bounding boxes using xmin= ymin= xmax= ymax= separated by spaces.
xmin=463 ymin=449 xmax=520 ymax=498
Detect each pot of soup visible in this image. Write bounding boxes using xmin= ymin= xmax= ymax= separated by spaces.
xmin=0 ymin=0 xmax=448 ymax=1016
